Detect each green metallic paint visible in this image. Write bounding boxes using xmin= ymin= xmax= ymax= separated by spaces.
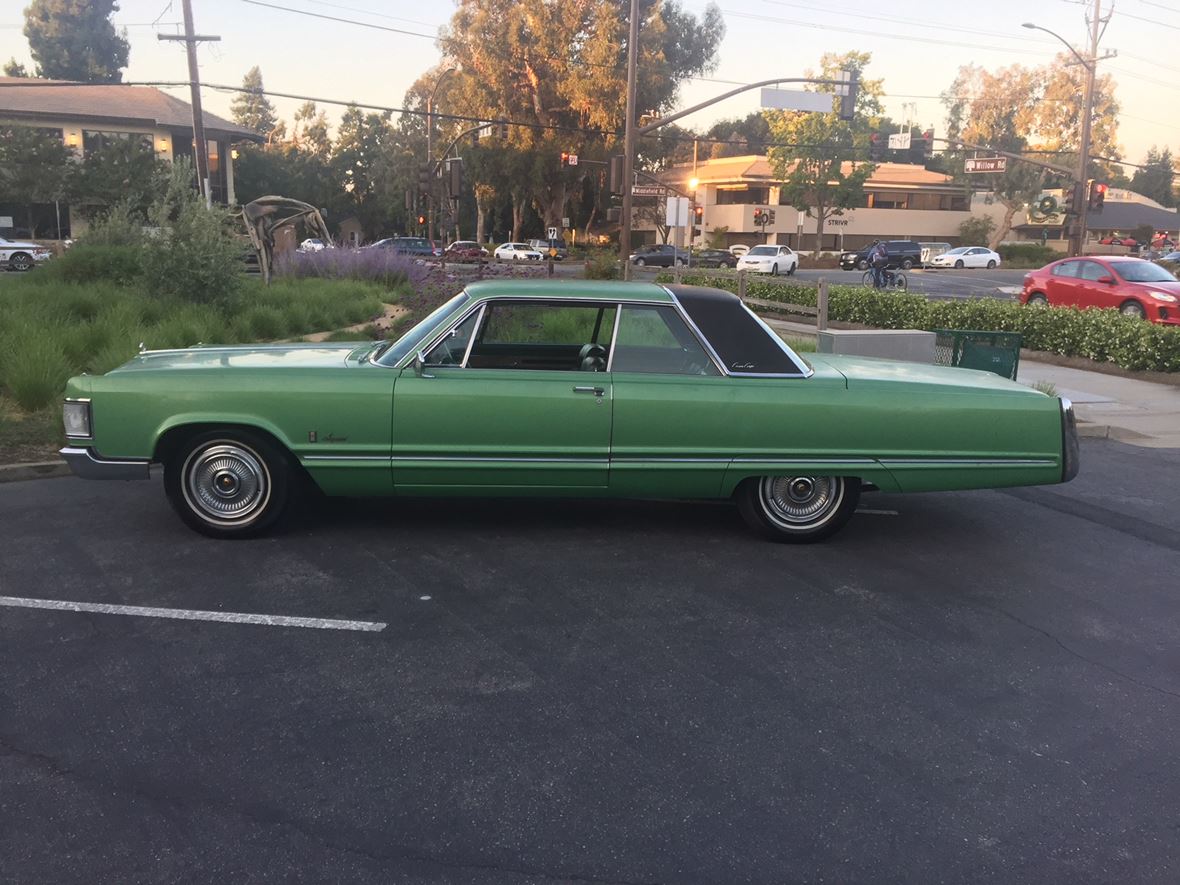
xmin=63 ymin=285 xmax=1071 ymax=505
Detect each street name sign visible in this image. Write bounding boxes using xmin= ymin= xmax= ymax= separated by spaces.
xmin=759 ymin=87 xmax=831 ymax=113
xmin=888 ymin=132 xmax=911 ymax=150
xmin=965 ymin=156 xmax=1008 ymax=173
xmin=631 ymin=184 xmax=664 ymax=196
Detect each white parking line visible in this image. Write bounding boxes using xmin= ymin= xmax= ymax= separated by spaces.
xmin=0 ymin=595 xmax=386 ymax=632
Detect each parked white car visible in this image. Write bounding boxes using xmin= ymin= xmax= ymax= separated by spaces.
xmin=494 ymin=242 xmax=543 ymax=261
xmin=736 ymin=244 xmax=798 ymax=276
xmin=298 ymin=238 xmax=329 ymax=252
xmin=930 ymin=246 xmax=1001 ymax=269
xmin=0 ymin=236 xmax=53 ymax=271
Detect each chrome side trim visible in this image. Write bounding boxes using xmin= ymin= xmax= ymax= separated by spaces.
xmin=605 ymin=302 xmax=624 ymax=372
xmin=459 ymin=303 xmax=486 ymax=368
xmin=1060 ymin=397 xmax=1080 ymax=483
xmin=732 ymin=457 xmax=878 ymax=465
xmin=879 ymin=458 xmax=1057 ymax=467
xmin=394 ymin=456 xmax=609 ymax=464
xmin=302 ymin=455 xmax=389 ymax=462
xmin=60 ymin=447 xmax=151 ymax=480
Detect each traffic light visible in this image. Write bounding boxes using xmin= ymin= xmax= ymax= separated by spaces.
xmin=417 ymin=214 xmax=426 ymax=226
xmin=922 ymin=130 xmax=934 ymax=160
xmin=609 ymin=154 xmax=625 ymax=195
xmin=417 ymin=162 xmax=431 ymax=196
xmin=838 ymin=69 xmax=859 ymax=122
xmin=766 ymin=209 xmax=776 ymax=225
xmin=753 ymin=208 xmax=765 ymax=226
xmin=1063 ymin=181 xmax=1084 ymax=216
xmin=560 ymin=151 xmax=569 ymax=165
xmin=692 ymin=205 xmax=703 ymax=240
xmin=908 ymin=132 xmax=925 ymax=165
xmin=868 ymin=131 xmax=883 ymax=162
xmin=448 ymin=158 xmax=464 ymax=198
xmin=1089 ymin=181 xmax=1107 ymax=212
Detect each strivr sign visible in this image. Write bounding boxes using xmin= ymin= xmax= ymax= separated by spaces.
xmin=964 ymin=156 xmax=1008 ymax=174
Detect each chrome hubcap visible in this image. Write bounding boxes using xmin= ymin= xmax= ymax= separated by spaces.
xmin=759 ymin=475 xmax=843 ymax=529
xmin=183 ymin=443 xmax=270 ymax=526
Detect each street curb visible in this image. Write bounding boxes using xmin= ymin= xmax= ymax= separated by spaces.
xmin=0 ymin=460 xmax=72 ymax=483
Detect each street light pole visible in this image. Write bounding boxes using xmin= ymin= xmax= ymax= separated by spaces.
xmin=1024 ymin=1 xmax=1103 ymax=256
xmin=619 ymin=0 xmax=640 ymax=279
xmin=426 ymin=66 xmax=457 ymax=244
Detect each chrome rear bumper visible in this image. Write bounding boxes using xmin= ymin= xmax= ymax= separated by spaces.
xmin=60 ymin=447 xmax=151 ymax=480
xmin=1060 ymin=398 xmax=1080 ymax=483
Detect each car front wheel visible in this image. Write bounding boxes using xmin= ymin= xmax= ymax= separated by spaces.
xmin=901 ymin=258 xmax=914 ymax=270
xmin=857 ymin=259 xmax=868 ymax=271
xmin=635 ymin=258 xmax=647 ymax=267
xmin=736 ymin=475 xmax=860 ymax=543
xmin=1027 ymin=293 xmax=1049 ymax=307
xmin=9 ymin=252 xmax=33 ymax=271
xmin=955 ymin=259 xmax=965 ymax=269
xmin=165 ymin=430 xmax=292 ymax=539
xmin=1120 ymin=300 xmax=1147 ymax=319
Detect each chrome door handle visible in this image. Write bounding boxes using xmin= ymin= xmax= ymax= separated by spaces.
xmin=573 ymin=386 xmax=605 ymax=396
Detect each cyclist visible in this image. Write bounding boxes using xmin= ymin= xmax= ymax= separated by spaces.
xmin=869 ymin=240 xmax=889 ymax=288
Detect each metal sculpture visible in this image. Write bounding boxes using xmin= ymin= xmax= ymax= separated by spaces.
xmin=241 ymin=196 xmax=332 ymax=284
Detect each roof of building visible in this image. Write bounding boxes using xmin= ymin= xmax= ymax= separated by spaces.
xmin=0 ymin=77 xmax=264 ymax=141
xmin=663 ymin=156 xmax=958 ymax=190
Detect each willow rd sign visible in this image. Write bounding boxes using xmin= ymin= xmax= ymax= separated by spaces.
xmin=964 ymin=156 xmax=1008 ymax=174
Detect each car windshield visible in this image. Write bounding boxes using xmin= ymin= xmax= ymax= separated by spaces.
xmin=748 ymin=246 xmax=776 ymax=256
xmin=1114 ymin=262 xmax=1178 ymax=283
xmin=944 ymin=247 xmax=970 ymax=255
xmin=377 ymin=293 xmax=469 ymax=365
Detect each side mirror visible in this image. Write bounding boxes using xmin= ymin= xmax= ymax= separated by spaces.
xmin=1097 ymin=275 xmax=1115 ymax=284
xmin=413 ymin=351 xmax=435 ymax=378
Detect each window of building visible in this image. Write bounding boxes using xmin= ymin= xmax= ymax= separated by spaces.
xmin=717 ymin=187 xmax=769 ymax=205
xmin=82 ymin=130 xmax=153 ymax=158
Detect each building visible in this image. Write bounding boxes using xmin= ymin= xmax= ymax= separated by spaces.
xmin=0 ymin=77 xmax=263 ymax=239
xmin=644 ymin=155 xmax=972 ymax=252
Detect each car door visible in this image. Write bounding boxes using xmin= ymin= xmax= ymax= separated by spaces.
xmin=608 ymin=303 xmax=731 ymax=497
xmin=1046 ymin=260 xmax=1081 ymax=306
xmin=392 ymin=299 xmax=616 ymax=490
xmin=1076 ymin=260 xmax=1113 ymax=309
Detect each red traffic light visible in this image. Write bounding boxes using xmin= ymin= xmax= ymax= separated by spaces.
xmin=694 ymin=205 xmax=703 ymax=219
xmin=560 ymin=151 xmax=569 ymax=164
xmin=417 ymin=214 xmax=426 ymax=225
xmin=1094 ymin=183 xmax=1107 ymax=194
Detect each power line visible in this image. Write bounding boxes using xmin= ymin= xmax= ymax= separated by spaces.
xmin=238 ymin=0 xmax=437 ymax=39
xmin=1114 ymin=6 xmax=1180 ymax=29
xmin=286 ymin=0 xmax=441 ymax=29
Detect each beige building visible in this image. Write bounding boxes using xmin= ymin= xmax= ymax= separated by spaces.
xmin=643 ymin=156 xmax=973 ymax=252
xmin=0 ymin=77 xmax=263 ymax=238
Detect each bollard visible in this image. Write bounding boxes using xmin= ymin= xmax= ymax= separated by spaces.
xmin=737 ymin=269 xmax=747 ymax=302
xmin=818 ymin=278 xmax=829 ymax=331
xmin=547 ymin=255 xmax=555 ymax=277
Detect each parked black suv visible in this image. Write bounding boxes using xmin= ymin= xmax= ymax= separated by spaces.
xmin=839 ymin=240 xmax=922 ymax=271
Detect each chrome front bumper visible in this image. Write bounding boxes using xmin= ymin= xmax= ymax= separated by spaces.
xmin=60 ymin=447 xmax=151 ymax=480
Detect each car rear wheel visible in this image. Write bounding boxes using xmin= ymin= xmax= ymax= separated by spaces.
xmin=901 ymin=258 xmax=914 ymax=270
xmin=165 ymin=430 xmax=291 ymax=539
xmin=857 ymin=259 xmax=869 ymax=271
xmin=986 ymin=259 xmax=997 ymax=269
xmin=675 ymin=258 xmax=686 ymax=267
xmin=955 ymin=259 xmax=965 ymax=269
xmin=787 ymin=262 xmax=796 ymax=276
xmin=737 ymin=475 xmax=860 ymax=543
xmin=1027 ymin=293 xmax=1049 ymax=307
xmin=770 ymin=263 xmax=780 ymax=276
xmin=1120 ymin=300 xmax=1147 ymax=319
xmin=9 ymin=252 xmax=33 ymax=271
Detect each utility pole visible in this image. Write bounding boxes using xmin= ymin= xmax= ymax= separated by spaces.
xmin=619 ymin=0 xmax=640 ymax=279
xmin=1074 ymin=0 xmax=1102 ymax=257
xmin=426 ymin=67 xmax=456 ymax=245
xmin=158 ymin=0 xmax=219 ymax=208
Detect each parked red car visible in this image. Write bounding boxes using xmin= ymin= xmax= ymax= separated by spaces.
xmin=1020 ymin=256 xmax=1180 ymax=324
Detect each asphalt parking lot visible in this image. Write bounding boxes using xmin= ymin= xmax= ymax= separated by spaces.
xmin=2 ymin=438 xmax=1179 ymax=883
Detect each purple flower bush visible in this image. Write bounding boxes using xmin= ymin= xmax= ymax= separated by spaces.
xmin=273 ymin=247 xmax=430 ymax=291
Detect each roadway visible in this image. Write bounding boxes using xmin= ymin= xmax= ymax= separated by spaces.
xmin=2 ymin=437 xmax=1178 ymax=883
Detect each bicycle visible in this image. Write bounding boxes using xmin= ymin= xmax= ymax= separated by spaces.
xmin=861 ymin=267 xmax=908 ymax=291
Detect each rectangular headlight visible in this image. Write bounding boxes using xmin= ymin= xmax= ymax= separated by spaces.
xmin=62 ymin=400 xmax=92 ymax=439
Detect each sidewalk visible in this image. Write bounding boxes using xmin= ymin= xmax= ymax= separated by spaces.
xmin=765 ymin=318 xmax=1180 ymax=449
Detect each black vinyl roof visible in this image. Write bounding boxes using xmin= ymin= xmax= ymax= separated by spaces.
xmin=666 ymin=285 xmax=805 ymax=375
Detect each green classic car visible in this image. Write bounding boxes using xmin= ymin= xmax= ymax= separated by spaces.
xmin=60 ymin=280 xmax=1079 ymax=541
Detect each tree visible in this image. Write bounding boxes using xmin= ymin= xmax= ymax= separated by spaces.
xmin=958 ymin=215 xmax=995 ymax=246
xmin=292 ymin=101 xmax=332 ymax=159
xmin=330 ymin=105 xmax=400 ymax=235
xmin=943 ymin=63 xmax=1047 ymax=248
xmin=23 ymin=0 xmax=129 ymax=83
xmin=704 ymin=113 xmax=771 ymax=159
xmin=436 ymin=0 xmax=724 ymax=231
xmin=0 ymin=125 xmax=73 ymax=236
xmin=67 ymin=137 xmax=168 ymax=220
xmin=3 ymin=59 xmax=28 ymax=77
xmin=765 ymin=51 xmax=882 ymax=250
xmin=1130 ymin=147 xmax=1175 ymax=208
xmin=230 ymin=67 xmax=280 ymax=138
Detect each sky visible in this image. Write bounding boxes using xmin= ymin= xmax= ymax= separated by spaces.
xmin=2 ymin=0 xmax=1178 ymax=169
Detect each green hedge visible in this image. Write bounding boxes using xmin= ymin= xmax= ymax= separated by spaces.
xmin=658 ymin=273 xmax=1180 ymax=373
xmin=997 ymin=243 xmax=1057 ymax=265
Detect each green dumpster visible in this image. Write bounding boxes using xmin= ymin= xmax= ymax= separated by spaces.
xmin=933 ymin=329 xmax=1022 ymax=380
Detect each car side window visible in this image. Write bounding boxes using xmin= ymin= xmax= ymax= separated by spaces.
xmin=1052 ymin=261 xmax=1080 ymax=278
xmin=466 ymin=301 xmax=617 ymax=371
xmin=1078 ymin=261 xmax=1107 ymax=281
xmin=611 ymin=305 xmax=720 ymax=376
xmin=424 ymin=309 xmax=481 ymax=366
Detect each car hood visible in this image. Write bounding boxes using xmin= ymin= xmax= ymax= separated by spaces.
xmin=2 ymin=240 xmax=44 ymax=250
xmin=809 ymin=353 xmax=1037 ymax=395
xmin=1125 ymin=278 xmax=1180 ymax=293
xmin=106 ymin=342 xmax=381 ymax=373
